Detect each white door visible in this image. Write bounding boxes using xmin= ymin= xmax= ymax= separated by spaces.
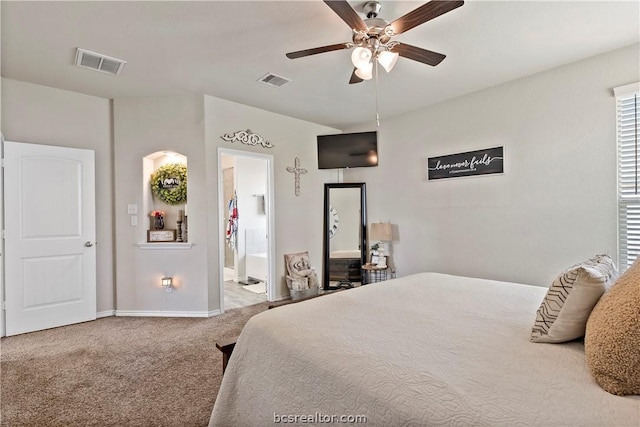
xmin=4 ymin=141 xmax=96 ymax=336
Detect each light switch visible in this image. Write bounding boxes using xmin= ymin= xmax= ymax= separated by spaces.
xmin=130 ymin=215 xmax=138 ymax=226
xmin=127 ymin=204 xmax=138 ymax=215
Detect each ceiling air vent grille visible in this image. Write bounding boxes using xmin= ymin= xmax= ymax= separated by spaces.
xmin=75 ymin=48 xmax=126 ymax=75
xmin=258 ymin=73 xmax=291 ymax=88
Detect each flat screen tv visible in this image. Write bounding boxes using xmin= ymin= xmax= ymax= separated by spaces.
xmin=317 ymin=131 xmax=378 ymax=169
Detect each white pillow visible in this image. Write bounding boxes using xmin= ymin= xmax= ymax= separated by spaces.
xmin=530 ymin=254 xmax=617 ymax=343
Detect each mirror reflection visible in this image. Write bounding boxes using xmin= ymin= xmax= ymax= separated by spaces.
xmin=322 ymin=183 xmax=367 ymax=290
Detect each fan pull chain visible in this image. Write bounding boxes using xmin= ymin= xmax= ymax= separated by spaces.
xmin=375 ymin=59 xmax=380 ymax=127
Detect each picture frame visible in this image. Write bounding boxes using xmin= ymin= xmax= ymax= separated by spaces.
xmin=371 ymin=255 xmax=380 ymax=265
xmin=376 ymin=256 xmax=387 ymax=268
xmin=147 ymin=229 xmax=176 ymax=242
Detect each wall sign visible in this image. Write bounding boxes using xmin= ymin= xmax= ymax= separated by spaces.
xmin=159 ymin=177 xmax=180 ymax=189
xmin=427 ymin=146 xmax=504 ymax=180
xmin=147 ymin=229 xmax=176 ymax=242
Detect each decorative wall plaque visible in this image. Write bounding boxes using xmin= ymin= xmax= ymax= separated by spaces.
xmin=147 ymin=229 xmax=177 ymax=242
xmin=220 ymin=129 xmax=274 ymax=148
xmin=427 ymin=146 xmax=504 ymax=180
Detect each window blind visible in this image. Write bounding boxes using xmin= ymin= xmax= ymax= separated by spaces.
xmin=616 ymin=83 xmax=640 ymax=270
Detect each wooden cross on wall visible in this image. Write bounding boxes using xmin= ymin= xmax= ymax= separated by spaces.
xmin=286 ymin=157 xmax=308 ymax=196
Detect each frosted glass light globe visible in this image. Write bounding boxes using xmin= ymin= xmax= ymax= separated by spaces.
xmin=354 ymin=61 xmax=373 ymax=80
xmin=351 ymin=47 xmax=372 ymax=69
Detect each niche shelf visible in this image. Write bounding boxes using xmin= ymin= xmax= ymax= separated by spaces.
xmin=141 ymin=150 xmax=189 ymax=245
xmin=137 ymin=242 xmax=193 ymax=250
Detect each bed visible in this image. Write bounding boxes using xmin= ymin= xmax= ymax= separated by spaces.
xmin=328 ymin=249 xmax=362 ymax=283
xmin=210 ymin=272 xmax=640 ymax=426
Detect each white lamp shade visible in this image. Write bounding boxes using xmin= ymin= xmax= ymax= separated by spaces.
xmin=370 ymin=222 xmax=392 ymax=241
xmin=378 ymin=50 xmax=399 ymax=73
xmin=351 ymin=47 xmax=372 ymax=69
xmin=355 ymin=62 xmax=373 ymax=80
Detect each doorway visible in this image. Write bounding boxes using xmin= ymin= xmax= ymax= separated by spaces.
xmin=218 ymin=148 xmax=275 ymax=312
xmin=222 ymin=166 xmax=235 ymax=272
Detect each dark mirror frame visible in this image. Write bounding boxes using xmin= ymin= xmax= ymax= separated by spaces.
xmin=322 ymin=183 xmax=367 ymax=290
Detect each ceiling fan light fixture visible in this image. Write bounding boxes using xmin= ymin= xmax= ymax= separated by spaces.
xmin=285 ymin=0 xmax=464 ymax=87
xmin=355 ymin=62 xmax=373 ymax=80
xmin=351 ymin=47 xmax=372 ymax=69
xmin=378 ymin=50 xmax=399 ymax=73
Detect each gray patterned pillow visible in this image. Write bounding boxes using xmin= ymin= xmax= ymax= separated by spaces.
xmin=530 ymin=254 xmax=617 ymax=343
xmin=284 ymin=251 xmax=312 ymax=277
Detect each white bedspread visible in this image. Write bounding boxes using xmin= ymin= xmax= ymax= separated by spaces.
xmin=210 ymin=273 xmax=640 ymax=426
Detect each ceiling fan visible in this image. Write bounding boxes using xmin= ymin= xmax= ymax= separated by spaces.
xmin=286 ymin=0 xmax=464 ymax=84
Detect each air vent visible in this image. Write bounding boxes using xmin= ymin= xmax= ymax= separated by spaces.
xmin=258 ymin=73 xmax=291 ymax=88
xmin=74 ymin=48 xmax=126 ymax=75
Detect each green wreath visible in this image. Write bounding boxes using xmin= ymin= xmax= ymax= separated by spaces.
xmin=150 ymin=163 xmax=187 ymax=205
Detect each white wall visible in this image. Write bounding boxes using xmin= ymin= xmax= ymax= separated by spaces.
xmin=204 ymin=96 xmax=338 ymax=304
xmin=1 ymin=78 xmax=115 ymax=313
xmin=113 ymin=95 xmax=210 ymax=315
xmin=0 ymin=21 xmax=4 ymax=333
xmin=6 ymin=42 xmax=635 ymax=318
xmin=112 ymin=94 xmax=337 ymax=314
xmin=345 ymin=44 xmax=640 ymax=287
xmin=1 ymin=9 xmax=4 ymax=334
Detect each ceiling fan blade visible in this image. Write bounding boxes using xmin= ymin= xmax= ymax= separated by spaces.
xmin=323 ymin=0 xmax=368 ymax=32
xmin=391 ymin=43 xmax=446 ymax=66
xmin=389 ymin=0 xmax=464 ymax=36
xmin=286 ymin=43 xmax=352 ymax=59
xmin=349 ymin=68 xmax=364 ymax=84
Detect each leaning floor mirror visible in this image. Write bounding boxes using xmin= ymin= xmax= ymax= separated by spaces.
xmin=322 ymin=183 xmax=367 ymax=290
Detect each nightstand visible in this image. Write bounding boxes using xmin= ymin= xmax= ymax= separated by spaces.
xmin=362 ymin=264 xmax=390 ymax=284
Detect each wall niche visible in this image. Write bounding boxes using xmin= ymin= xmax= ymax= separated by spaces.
xmin=140 ymin=150 xmax=190 ymax=248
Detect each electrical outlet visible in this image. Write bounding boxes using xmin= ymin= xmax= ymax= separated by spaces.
xmin=130 ymin=215 xmax=138 ymax=226
xmin=127 ymin=204 xmax=137 ymax=215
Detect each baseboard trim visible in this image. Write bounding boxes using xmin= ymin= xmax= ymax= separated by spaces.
xmin=97 ymin=310 xmax=116 ymax=318
xmin=115 ymin=310 xmax=212 ymax=318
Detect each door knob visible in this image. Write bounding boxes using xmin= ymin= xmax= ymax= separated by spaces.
xmin=85 ymin=241 xmax=94 ymax=247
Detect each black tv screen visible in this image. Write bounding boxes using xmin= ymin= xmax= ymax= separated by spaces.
xmin=317 ymin=131 xmax=378 ymax=169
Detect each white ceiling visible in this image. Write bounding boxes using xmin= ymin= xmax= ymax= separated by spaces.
xmin=2 ymin=1 xmax=639 ymax=130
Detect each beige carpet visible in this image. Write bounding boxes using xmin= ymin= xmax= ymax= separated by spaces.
xmin=0 ymin=303 xmax=269 ymax=427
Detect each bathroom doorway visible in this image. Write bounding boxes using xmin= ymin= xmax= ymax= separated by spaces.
xmin=218 ymin=148 xmax=275 ymax=312
xmin=222 ymin=166 xmax=235 ymax=272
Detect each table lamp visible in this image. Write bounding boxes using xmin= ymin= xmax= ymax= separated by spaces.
xmin=370 ymin=222 xmax=392 ymax=266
